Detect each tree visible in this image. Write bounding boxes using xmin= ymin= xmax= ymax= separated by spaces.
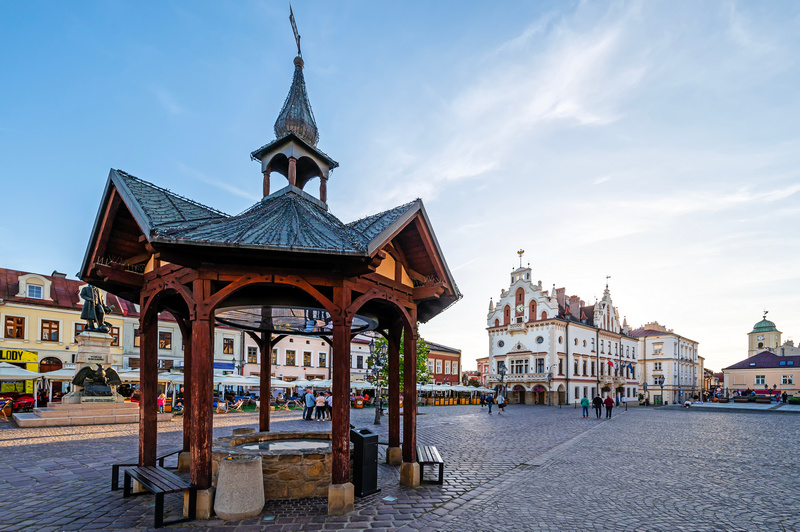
xmin=467 ymin=378 xmax=480 ymax=387
xmin=373 ymin=329 xmax=430 ymax=389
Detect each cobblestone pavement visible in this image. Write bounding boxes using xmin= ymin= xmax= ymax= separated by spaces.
xmin=0 ymin=405 xmax=798 ymax=531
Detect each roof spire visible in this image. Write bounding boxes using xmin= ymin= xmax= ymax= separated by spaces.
xmin=274 ymin=8 xmax=319 ymax=146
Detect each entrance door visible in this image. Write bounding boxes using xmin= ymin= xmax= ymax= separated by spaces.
xmin=40 ymin=357 xmax=63 ymax=394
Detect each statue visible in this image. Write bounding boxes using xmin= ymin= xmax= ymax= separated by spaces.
xmin=72 ymin=363 xmax=123 ymax=397
xmin=80 ymin=285 xmax=114 ymax=332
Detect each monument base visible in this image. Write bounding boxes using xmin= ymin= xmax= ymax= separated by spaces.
xmin=13 ymin=402 xmax=172 ymax=427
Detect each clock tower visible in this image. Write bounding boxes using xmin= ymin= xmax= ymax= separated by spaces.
xmin=748 ymin=312 xmax=781 ymax=357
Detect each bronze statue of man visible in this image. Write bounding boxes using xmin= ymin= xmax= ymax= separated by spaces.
xmin=80 ymin=285 xmax=114 ymax=332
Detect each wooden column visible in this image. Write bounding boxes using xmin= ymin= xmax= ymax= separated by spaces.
xmin=138 ymin=310 xmax=158 ymax=466
xmin=387 ymin=323 xmax=401 ymax=449
xmin=288 ymin=157 xmax=297 ymax=187
xmin=190 ymin=279 xmax=214 ymax=489
xmin=402 ymin=320 xmax=417 ymax=464
xmin=331 ymin=286 xmax=352 ymax=485
xmin=320 ymin=177 xmax=327 ymax=203
xmin=262 ymin=170 xmax=271 ymax=197
xmin=177 ymin=318 xmax=192 ymax=452
xmin=259 ymin=332 xmax=272 ymax=432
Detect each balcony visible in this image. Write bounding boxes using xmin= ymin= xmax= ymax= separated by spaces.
xmin=508 ymin=322 xmax=526 ymax=332
xmin=486 ymin=372 xmax=550 ymax=383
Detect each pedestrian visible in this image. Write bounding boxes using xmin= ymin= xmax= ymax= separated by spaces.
xmin=480 ymin=394 xmax=486 ymax=408
xmin=325 ymin=391 xmax=333 ymax=420
xmin=157 ymin=393 xmax=166 ymax=413
xmin=315 ymin=392 xmax=326 ymax=421
xmin=604 ymin=395 xmax=614 ymax=418
xmin=615 ymin=394 xmax=620 ymax=407
xmin=621 ymin=394 xmax=627 ymax=411
xmin=486 ymin=394 xmax=494 ymax=414
xmin=497 ymin=393 xmax=506 ymax=415
xmin=304 ymin=388 xmax=315 ymax=421
xmin=592 ymin=395 xmax=602 ymax=418
xmin=580 ymin=396 xmax=590 ymax=418
xmin=782 ymin=391 xmax=788 ymax=404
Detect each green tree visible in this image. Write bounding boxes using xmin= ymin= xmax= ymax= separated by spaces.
xmin=373 ymin=329 xmax=430 ymax=388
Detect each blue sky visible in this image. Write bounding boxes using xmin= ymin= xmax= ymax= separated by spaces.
xmin=1 ymin=1 xmax=799 ymax=371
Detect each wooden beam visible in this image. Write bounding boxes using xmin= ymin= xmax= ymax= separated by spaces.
xmin=412 ymin=283 xmax=446 ymax=301
xmin=190 ymin=279 xmax=214 ymax=489
xmin=92 ymin=263 xmax=143 ymax=288
xmin=88 ymin=189 xmax=123 ymax=274
xmin=138 ymin=306 xmax=158 ymax=467
xmin=331 ymin=286 xmax=352 ymax=486
xmin=402 ymin=317 xmax=417 ymax=464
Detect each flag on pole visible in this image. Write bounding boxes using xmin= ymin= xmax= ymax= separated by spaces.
xmin=607 ymin=360 xmax=614 ymax=367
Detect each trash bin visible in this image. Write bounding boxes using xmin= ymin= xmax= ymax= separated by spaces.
xmin=350 ymin=427 xmax=380 ymax=497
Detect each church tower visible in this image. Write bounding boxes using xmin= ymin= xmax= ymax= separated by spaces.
xmin=748 ymin=312 xmax=781 ymax=357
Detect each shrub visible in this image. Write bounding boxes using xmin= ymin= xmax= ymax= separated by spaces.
xmin=787 ymin=397 xmax=800 ymax=405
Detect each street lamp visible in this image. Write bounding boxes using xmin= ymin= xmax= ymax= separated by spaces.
xmin=659 ymin=380 xmax=664 ymax=406
xmin=368 ymin=338 xmax=387 ymax=425
xmin=547 ymin=363 xmax=558 ymax=406
xmin=497 ymin=362 xmax=507 ymax=399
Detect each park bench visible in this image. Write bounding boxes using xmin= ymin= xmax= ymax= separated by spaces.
xmin=123 ymin=465 xmax=196 ymax=528
xmin=111 ymin=447 xmax=182 ymax=491
xmin=416 ymin=444 xmax=444 ymax=484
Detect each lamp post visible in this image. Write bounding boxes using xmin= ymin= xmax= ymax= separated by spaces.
xmin=368 ymin=338 xmax=387 ymax=425
xmin=659 ymin=380 xmax=664 ymax=406
xmin=547 ymin=363 xmax=558 ymax=406
xmin=497 ymin=362 xmax=507 ymax=399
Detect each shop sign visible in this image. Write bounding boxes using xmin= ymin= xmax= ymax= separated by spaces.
xmin=0 ymin=348 xmax=38 ymax=363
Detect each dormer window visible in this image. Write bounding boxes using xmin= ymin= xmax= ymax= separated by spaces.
xmin=27 ymin=284 xmax=43 ymax=299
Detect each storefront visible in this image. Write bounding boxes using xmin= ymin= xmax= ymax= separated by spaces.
xmin=0 ymin=348 xmax=38 ymax=393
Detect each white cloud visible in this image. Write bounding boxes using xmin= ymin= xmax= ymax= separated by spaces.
xmin=153 ymin=87 xmax=185 ymax=115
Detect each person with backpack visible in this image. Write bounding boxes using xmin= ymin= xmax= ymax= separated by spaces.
xmin=497 ymin=393 xmax=506 ymax=415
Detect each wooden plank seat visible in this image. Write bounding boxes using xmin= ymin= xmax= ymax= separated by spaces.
xmin=123 ymin=465 xmax=196 ymax=528
xmin=416 ymin=444 xmax=444 ymax=484
xmin=111 ymin=447 xmax=182 ymax=491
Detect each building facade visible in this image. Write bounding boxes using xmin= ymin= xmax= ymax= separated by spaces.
xmin=723 ymin=315 xmax=799 ymax=396
xmin=629 ymin=322 xmax=700 ymax=405
xmin=426 ymin=342 xmax=461 ymax=385
xmin=485 ymin=263 xmax=639 ymax=405
xmin=475 ymin=356 xmax=489 ymax=386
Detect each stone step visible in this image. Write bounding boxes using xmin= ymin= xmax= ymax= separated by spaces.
xmin=45 ymin=401 xmax=136 ymax=409
xmin=33 ymin=405 xmax=139 ymax=418
xmin=14 ymin=411 xmax=173 ymax=427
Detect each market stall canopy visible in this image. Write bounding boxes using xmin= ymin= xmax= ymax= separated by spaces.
xmin=40 ymin=369 xmax=78 ymax=381
xmin=0 ymin=361 xmax=41 ymax=380
xmin=217 ymin=375 xmax=260 ymax=386
xmin=349 ymin=380 xmax=375 ymax=390
xmin=116 ymin=371 xmax=174 ymax=383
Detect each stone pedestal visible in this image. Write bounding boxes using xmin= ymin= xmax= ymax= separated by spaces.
xmin=61 ymin=332 xmax=123 ymax=404
xmin=400 ymin=462 xmax=420 ymax=487
xmin=178 ymin=451 xmax=191 ymax=472
xmin=386 ymin=446 xmax=402 ymax=466
xmin=214 ymin=456 xmax=265 ymax=520
xmin=186 ymin=487 xmax=215 ymax=520
xmin=327 ymin=482 xmax=354 ymax=516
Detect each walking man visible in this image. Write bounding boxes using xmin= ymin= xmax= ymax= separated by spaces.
xmin=487 ymin=394 xmax=494 ymax=414
xmin=592 ymin=394 xmax=603 ymax=419
xmin=580 ymin=396 xmax=590 ymax=418
xmin=304 ymin=388 xmax=315 ymax=421
xmin=621 ymin=394 xmax=627 ymax=411
xmin=604 ymin=394 xmax=614 ymax=418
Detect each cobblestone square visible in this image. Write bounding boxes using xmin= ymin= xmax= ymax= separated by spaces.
xmin=1 ymin=405 xmax=797 ymax=531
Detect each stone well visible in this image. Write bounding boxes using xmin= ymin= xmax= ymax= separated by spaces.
xmin=212 ymin=430 xmax=353 ymax=500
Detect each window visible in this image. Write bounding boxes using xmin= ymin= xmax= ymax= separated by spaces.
xmin=436 ymin=360 xmax=442 ymax=373
xmin=782 ymin=375 xmax=793 ymax=385
xmin=133 ymin=328 xmax=140 ymax=347
xmin=319 ymin=353 xmax=327 ymax=368
xmin=574 ymin=360 xmax=579 ymax=376
xmin=4 ymin=316 xmax=24 ymax=339
xmin=445 ymin=361 xmax=451 ymax=374
xmin=653 ymin=376 xmax=664 ymax=385
xmin=427 ymin=360 xmax=434 ymax=373
xmin=158 ymin=331 xmax=172 ymax=350
xmin=591 ymin=361 xmax=595 ymax=376
xmin=582 ymin=360 xmax=587 ymax=376
xmin=755 ymin=375 xmax=765 ymax=385
xmin=27 ymin=284 xmax=43 ymax=299
xmin=653 ymin=343 xmax=663 ymax=355
xmin=247 ymin=346 xmax=258 ymax=364
xmin=536 ymin=336 xmax=544 ymax=344
xmin=536 ymin=358 xmax=544 ymax=373
xmin=110 ymin=326 xmax=120 ymax=347
xmin=41 ymin=320 xmax=59 ymax=342
xmin=286 ymin=350 xmax=296 ymax=366
xmin=356 ymin=356 xmax=363 ymax=369
xmin=601 ymin=340 xmax=604 ymax=353
xmin=452 ymin=363 xmax=459 ymax=375
xmin=223 ymin=338 xmax=234 ymax=355
xmin=271 ymin=349 xmax=278 ymax=365
xmin=304 ymin=352 xmax=312 ymax=367
xmin=575 ymin=386 xmax=579 ymax=400
xmin=654 ymin=362 xmax=662 ymax=371
xmin=558 ymin=359 xmax=563 ymax=375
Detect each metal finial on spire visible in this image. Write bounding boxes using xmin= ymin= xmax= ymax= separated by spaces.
xmin=290 ymin=4 xmax=302 ymax=57
xmin=517 ymin=249 xmax=525 ymax=268
xmin=605 ymin=275 xmax=611 ymax=289
xmin=764 ymin=309 xmax=769 ymax=320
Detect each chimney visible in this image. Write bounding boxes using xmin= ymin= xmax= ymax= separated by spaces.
xmin=51 ymin=271 xmax=67 ymax=278
xmin=568 ymin=296 xmax=581 ymax=316
xmin=555 ymin=287 xmax=566 ymax=309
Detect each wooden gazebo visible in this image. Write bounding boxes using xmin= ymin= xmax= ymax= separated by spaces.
xmin=79 ymin=50 xmax=460 ymax=515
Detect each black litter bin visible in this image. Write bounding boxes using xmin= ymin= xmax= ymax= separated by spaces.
xmin=350 ymin=427 xmax=380 ymax=497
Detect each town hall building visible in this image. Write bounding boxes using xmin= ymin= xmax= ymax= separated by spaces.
xmin=485 ymin=257 xmax=639 ymax=405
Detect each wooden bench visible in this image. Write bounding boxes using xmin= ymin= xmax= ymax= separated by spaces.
xmin=123 ymin=465 xmax=196 ymax=528
xmin=111 ymin=448 xmax=182 ymax=491
xmin=416 ymin=445 xmax=444 ymax=484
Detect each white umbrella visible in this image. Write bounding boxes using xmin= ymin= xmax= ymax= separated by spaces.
xmin=0 ymin=361 xmax=41 ymax=407
xmin=40 ymin=368 xmax=76 ymax=381
xmin=116 ymin=371 xmax=173 ymax=383
xmin=350 ymin=380 xmax=375 ymax=390
xmin=270 ymin=378 xmax=293 ymax=388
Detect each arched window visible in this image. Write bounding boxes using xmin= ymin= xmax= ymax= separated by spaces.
xmin=529 ymin=300 xmax=537 ymax=321
xmin=541 ymin=310 xmax=547 ymax=320
xmin=494 ymin=319 xmax=500 ymax=327
xmin=515 ymin=287 xmax=525 ymax=305
xmin=503 ymin=305 xmax=510 ymax=325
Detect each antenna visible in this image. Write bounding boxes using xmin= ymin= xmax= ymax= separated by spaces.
xmin=289 ymin=4 xmax=302 ymax=57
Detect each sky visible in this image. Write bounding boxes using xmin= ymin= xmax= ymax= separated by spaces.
xmin=1 ymin=1 xmax=799 ymax=372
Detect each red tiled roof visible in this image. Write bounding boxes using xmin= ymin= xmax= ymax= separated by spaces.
xmin=0 ymin=267 xmax=136 ymax=317
xmin=628 ymin=328 xmax=672 ymax=338
xmin=723 ymin=350 xmax=800 ymax=370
